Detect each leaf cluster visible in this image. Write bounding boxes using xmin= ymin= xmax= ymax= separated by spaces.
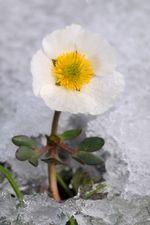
xmin=12 ymin=135 xmax=39 ymax=166
xmin=12 ymin=129 xmax=105 ymax=167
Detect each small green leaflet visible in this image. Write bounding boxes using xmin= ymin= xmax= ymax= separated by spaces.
xmin=66 ymin=216 xmax=78 ymax=225
xmin=12 ymin=135 xmax=37 ymax=149
xmin=15 ymin=146 xmax=35 ymax=161
xmin=60 ymin=129 xmax=82 ymax=141
xmin=79 ymin=137 xmax=105 ymax=152
xmin=71 ymin=168 xmax=92 ymax=193
xmin=73 ymin=151 xmax=103 ymax=165
xmin=15 ymin=146 xmax=39 ymax=167
xmin=28 ymin=156 xmax=39 ymax=167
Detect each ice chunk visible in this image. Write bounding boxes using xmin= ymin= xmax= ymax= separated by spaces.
xmin=0 ymin=192 xmax=17 ymax=224
xmin=0 ymin=193 xmax=150 ymax=225
xmin=0 ymin=0 xmax=150 ymax=195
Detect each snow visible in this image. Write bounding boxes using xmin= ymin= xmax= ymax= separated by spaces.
xmin=0 ymin=0 xmax=150 ymax=224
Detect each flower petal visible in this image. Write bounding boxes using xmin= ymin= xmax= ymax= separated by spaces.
xmin=42 ymin=24 xmax=83 ymax=59
xmin=40 ymin=84 xmax=97 ymax=114
xmin=42 ymin=24 xmax=116 ymax=76
xmin=31 ymin=50 xmax=54 ymax=96
xmin=82 ymin=72 xmax=125 ymax=114
xmin=76 ymin=31 xmax=116 ymax=76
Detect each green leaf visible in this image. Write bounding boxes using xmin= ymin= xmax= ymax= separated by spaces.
xmin=73 ymin=152 xmax=103 ymax=165
xmin=71 ymin=168 xmax=92 ymax=193
xmin=60 ymin=129 xmax=82 ymax=141
xmin=0 ymin=164 xmax=24 ymax=205
xmin=79 ymin=137 xmax=105 ymax=152
xmin=15 ymin=146 xmax=35 ymax=161
xmin=12 ymin=135 xmax=37 ymax=148
xmin=66 ymin=216 xmax=78 ymax=225
xmin=28 ymin=156 xmax=39 ymax=167
xmin=71 ymin=168 xmax=83 ymax=192
xmin=82 ymin=182 xmax=107 ymax=199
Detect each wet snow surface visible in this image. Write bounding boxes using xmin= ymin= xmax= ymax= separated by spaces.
xmin=0 ymin=0 xmax=150 ymax=224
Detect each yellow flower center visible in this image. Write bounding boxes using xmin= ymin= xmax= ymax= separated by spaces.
xmin=52 ymin=52 xmax=94 ymax=91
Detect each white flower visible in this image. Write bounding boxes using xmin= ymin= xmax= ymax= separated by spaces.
xmin=31 ymin=24 xmax=124 ymax=115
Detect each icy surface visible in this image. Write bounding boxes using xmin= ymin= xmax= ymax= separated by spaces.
xmin=0 ymin=193 xmax=150 ymax=225
xmin=0 ymin=0 xmax=150 ymax=224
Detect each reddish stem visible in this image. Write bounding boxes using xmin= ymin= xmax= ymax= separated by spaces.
xmin=36 ymin=145 xmax=50 ymax=155
xmin=58 ymin=142 xmax=78 ymax=154
xmin=48 ymin=111 xmax=61 ymax=201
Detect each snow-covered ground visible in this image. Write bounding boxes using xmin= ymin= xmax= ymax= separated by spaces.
xmin=0 ymin=0 xmax=150 ymax=224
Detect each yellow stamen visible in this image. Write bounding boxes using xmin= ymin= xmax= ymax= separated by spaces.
xmin=52 ymin=52 xmax=94 ymax=91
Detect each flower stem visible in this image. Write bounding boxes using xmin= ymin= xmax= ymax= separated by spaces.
xmin=48 ymin=111 xmax=61 ymax=201
xmin=51 ymin=111 xmax=61 ymax=136
xmin=48 ymin=163 xmax=60 ymax=201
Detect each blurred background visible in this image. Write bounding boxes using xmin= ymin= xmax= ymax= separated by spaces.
xmin=0 ymin=0 xmax=150 ymax=195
